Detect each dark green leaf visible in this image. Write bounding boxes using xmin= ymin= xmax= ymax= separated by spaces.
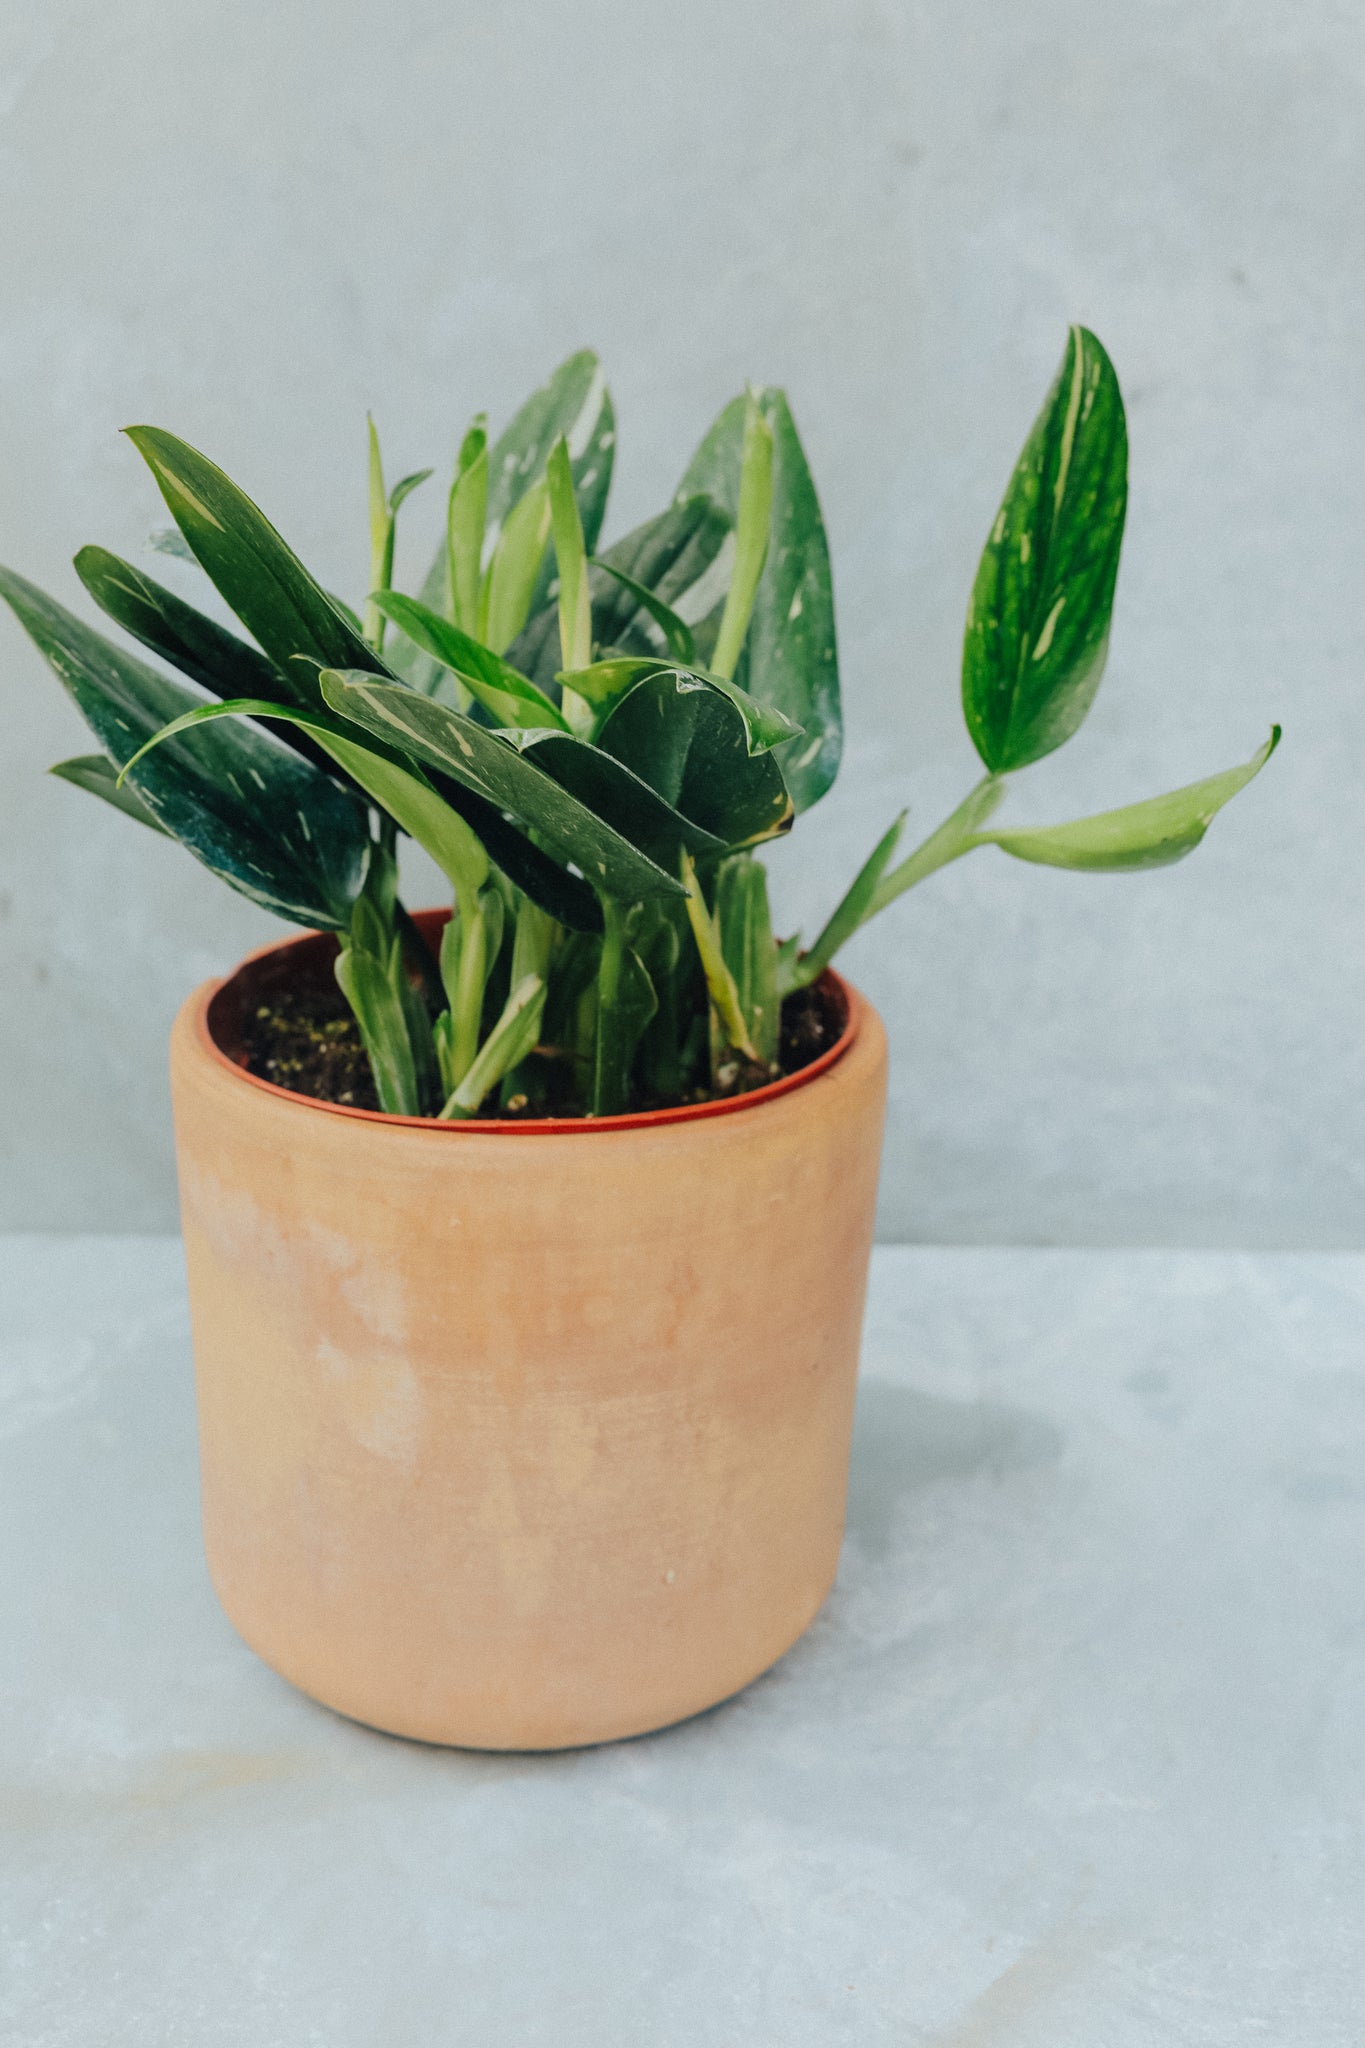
xmin=590 ymin=560 xmax=695 ymax=662
xmin=510 ymin=728 xmax=728 ymax=868
xmin=123 ymin=426 xmax=386 ymax=692
xmin=49 ymin=752 xmax=169 ymax=834
xmin=1 ymin=567 xmax=367 ymax=928
xmin=318 ymin=670 xmax=688 ymax=903
xmin=595 ymin=668 xmax=795 ymax=849
xmin=678 ymin=388 xmax=840 ymax=810
xmin=975 ymin=729 xmax=1279 ymax=871
xmin=962 ymin=326 xmax=1128 ymax=773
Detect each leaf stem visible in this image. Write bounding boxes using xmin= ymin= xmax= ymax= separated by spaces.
xmin=862 ymin=776 xmax=1006 ymax=923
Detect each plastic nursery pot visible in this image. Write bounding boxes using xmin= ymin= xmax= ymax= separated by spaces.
xmin=169 ymin=911 xmax=888 ymax=1750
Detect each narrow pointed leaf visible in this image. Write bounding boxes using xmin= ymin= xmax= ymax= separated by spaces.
xmin=974 ymin=729 xmax=1280 ymax=871
xmin=0 ymin=568 xmax=366 ymax=928
xmin=123 ymin=426 xmax=385 ymax=687
xmin=318 ymin=671 xmax=688 ymax=903
xmin=447 ymin=417 xmax=488 ymax=634
xmin=714 ymin=853 xmax=780 ymax=1065
xmin=372 ymin=592 xmax=568 ymax=731
xmin=50 ymin=752 xmax=169 ymax=834
xmin=711 ymin=393 xmax=773 ymax=681
xmin=547 ymin=437 xmax=592 ymax=676
xmin=678 ymin=388 xmax=840 ymax=809
xmin=963 ymin=326 xmax=1128 ymax=773
xmin=482 ymin=476 xmax=551 ymax=656
xmin=786 ymin=810 xmax=907 ymax=989
xmin=443 ymin=973 xmax=547 ymax=1118
xmin=506 ymin=494 xmax=731 ymax=689
xmin=590 ymin=560 xmax=695 ymax=662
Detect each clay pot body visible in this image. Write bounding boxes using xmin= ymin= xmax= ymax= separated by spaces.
xmin=169 ymin=917 xmax=887 ymax=1750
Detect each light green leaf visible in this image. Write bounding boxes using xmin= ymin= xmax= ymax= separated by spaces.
xmin=714 ymin=853 xmax=780 ymax=1067
xmin=547 ymin=436 xmax=592 ymax=677
xmin=711 ymin=392 xmax=773 ymax=682
xmin=447 ymin=415 xmax=488 ymax=635
xmin=481 ymin=475 xmax=551 ymax=656
xmin=679 ymin=851 xmax=757 ymax=1062
xmin=372 ymin=592 xmax=569 ymax=731
xmin=678 ymin=388 xmax=840 ymax=810
xmin=785 ymin=810 xmax=906 ymax=991
xmin=443 ymin=972 xmax=547 ymax=1119
xmin=962 ymin=326 xmax=1128 ymax=773
xmin=974 ymin=729 xmax=1280 ymax=871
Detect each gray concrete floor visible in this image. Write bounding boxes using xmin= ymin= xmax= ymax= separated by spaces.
xmin=3 ymin=1238 xmax=1362 ymax=2043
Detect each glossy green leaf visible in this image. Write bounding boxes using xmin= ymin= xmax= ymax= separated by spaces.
xmin=594 ymin=667 xmax=795 ymax=849
xmin=124 ymin=426 xmax=385 ymax=690
xmin=711 ymin=393 xmax=773 ymax=682
xmin=371 ymin=592 xmax=568 ymax=731
xmin=118 ymin=692 xmax=494 ymax=909
xmin=318 ymin=670 xmax=688 ymax=903
xmin=560 ymin=657 xmax=798 ymax=754
xmin=974 ymin=729 xmax=1280 ymax=871
xmin=678 ymin=388 xmax=840 ymax=810
xmin=336 ymin=939 xmax=421 ymax=1115
xmin=0 ymin=568 xmax=367 ymax=928
xmin=508 ymin=728 xmax=728 ymax=868
xmin=680 ymin=851 xmax=756 ymax=1061
xmin=49 ymin=752 xmax=169 ymax=834
xmin=962 ymin=327 xmax=1128 ymax=773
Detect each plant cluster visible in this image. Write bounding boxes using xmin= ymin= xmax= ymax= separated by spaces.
xmin=4 ymin=331 xmax=1276 ymax=1119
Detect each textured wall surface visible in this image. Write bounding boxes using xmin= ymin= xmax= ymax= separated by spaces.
xmin=0 ymin=0 xmax=1358 ymax=1242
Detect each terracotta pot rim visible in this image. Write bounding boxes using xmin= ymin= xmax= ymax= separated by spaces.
xmin=192 ymin=914 xmax=863 ymax=1137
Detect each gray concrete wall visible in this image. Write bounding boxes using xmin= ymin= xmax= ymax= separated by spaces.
xmin=0 ymin=0 xmax=1358 ymax=1244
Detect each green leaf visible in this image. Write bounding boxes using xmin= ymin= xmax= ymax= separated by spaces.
xmin=595 ymin=666 xmax=795 ymax=849
xmin=124 ymin=426 xmax=385 ymax=690
xmin=714 ymin=853 xmax=780 ymax=1066
xmin=711 ymin=392 xmax=774 ymax=682
xmin=678 ymin=388 xmax=840 ymax=810
xmin=481 ymin=475 xmax=551 ymax=656
xmin=679 ymin=851 xmax=757 ymax=1061
xmin=547 ymin=436 xmax=592 ymax=678
xmin=590 ymin=559 xmax=696 ymax=663
xmin=507 ymin=494 xmax=731 ymax=690
xmin=561 ymin=657 xmax=799 ymax=754
xmin=318 ymin=670 xmax=688 ymax=903
xmin=962 ymin=326 xmax=1128 ymax=773
xmin=489 ymin=351 xmax=616 ymax=622
xmin=785 ymin=810 xmax=906 ymax=991
xmin=49 ymin=752 xmax=169 ymax=834
xmin=0 ymin=567 xmax=367 ymax=928
xmin=508 ymin=728 xmax=728 ymax=869
xmin=592 ymin=903 xmax=657 ymax=1116
xmin=389 ymin=468 xmax=433 ymax=514
xmin=974 ymin=729 xmax=1280 ymax=871
xmin=443 ymin=972 xmax=547 ymax=1119
xmin=447 ymin=415 xmax=488 ymax=635
xmin=75 ymin=545 xmax=293 ymax=702
xmin=119 ymin=692 xmax=492 ymax=908
xmin=371 ymin=592 xmax=569 ymax=731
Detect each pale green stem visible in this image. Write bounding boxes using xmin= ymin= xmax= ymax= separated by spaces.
xmin=863 ymin=776 xmax=1006 ymax=922
xmin=680 ymin=852 xmax=758 ymax=1062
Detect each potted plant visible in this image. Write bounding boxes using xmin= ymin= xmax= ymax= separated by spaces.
xmin=4 ymin=331 xmax=1276 ymax=1749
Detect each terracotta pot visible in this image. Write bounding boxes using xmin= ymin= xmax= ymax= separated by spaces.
xmin=169 ymin=914 xmax=887 ymax=1750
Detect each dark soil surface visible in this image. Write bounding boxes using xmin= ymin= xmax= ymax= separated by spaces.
xmin=240 ymin=970 xmax=847 ymax=1117
xmin=241 ymin=985 xmax=380 ymax=1110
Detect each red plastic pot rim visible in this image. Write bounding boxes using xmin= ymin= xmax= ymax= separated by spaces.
xmin=194 ymin=912 xmax=862 ymax=1136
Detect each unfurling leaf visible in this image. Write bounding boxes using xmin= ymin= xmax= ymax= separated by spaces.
xmin=962 ymin=326 xmax=1127 ymax=773
xmin=975 ymin=729 xmax=1280 ymax=871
